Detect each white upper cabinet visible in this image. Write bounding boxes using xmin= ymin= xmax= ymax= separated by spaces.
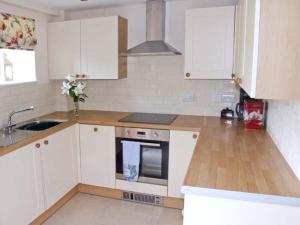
xmin=234 ymin=0 xmax=300 ymax=100
xmin=0 ymin=143 xmax=44 ymax=225
xmin=48 ymin=20 xmax=81 ymax=79
xmin=168 ymin=130 xmax=199 ymax=198
xmin=41 ymin=125 xmax=78 ymax=209
xmin=48 ymin=16 xmax=128 ymax=80
xmin=80 ymin=125 xmax=116 ymax=188
xmin=185 ymin=6 xmax=235 ymax=80
xmin=81 ymin=17 xmax=127 ymax=79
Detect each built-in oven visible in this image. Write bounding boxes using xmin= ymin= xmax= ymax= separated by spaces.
xmin=116 ymin=127 xmax=169 ymax=186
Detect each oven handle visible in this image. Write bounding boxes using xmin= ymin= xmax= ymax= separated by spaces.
xmin=121 ymin=141 xmax=160 ymax=147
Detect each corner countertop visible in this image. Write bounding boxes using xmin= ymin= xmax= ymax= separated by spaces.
xmin=1 ymin=110 xmax=300 ymax=204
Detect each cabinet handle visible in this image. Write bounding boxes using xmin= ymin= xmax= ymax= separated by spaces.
xmin=35 ymin=143 xmax=41 ymax=149
xmin=82 ymin=74 xmax=87 ymax=78
xmin=232 ymin=74 xmax=242 ymax=85
xmin=193 ymin=134 xmax=198 ymax=139
xmin=44 ymin=140 xmax=49 ymax=145
xmin=76 ymin=74 xmax=80 ymax=78
xmin=185 ymin=73 xmax=191 ymax=78
xmin=94 ymin=127 xmax=98 ymax=132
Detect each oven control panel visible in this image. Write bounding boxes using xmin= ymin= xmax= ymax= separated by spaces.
xmin=116 ymin=127 xmax=169 ymax=142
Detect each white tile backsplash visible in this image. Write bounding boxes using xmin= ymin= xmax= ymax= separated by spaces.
xmin=55 ymin=56 xmax=238 ymax=116
xmin=267 ymin=100 xmax=300 ymax=180
xmin=0 ymin=82 xmax=56 ymax=127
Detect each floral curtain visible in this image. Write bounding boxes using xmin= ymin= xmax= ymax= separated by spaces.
xmin=0 ymin=13 xmax=37 ymax=50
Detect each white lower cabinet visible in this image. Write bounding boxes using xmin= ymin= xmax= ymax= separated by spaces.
xmin=41 ymin=125 xmax=79 ymax=209
xmin=80 ymin=125 xmax=116 ymax=188
xmin=0 ymin=143 xmax=44 ymax=225
xmin=168 ymin=130 xmax=199 ymax=198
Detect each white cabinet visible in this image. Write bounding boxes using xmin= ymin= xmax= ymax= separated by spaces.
xmin=80 ymin=125 xmax=116 ymax=188
xmin=233 ymin=0 xmax=300 ymax=99
xmin=48 ymin=20 xmax=81 ymax=79
xmin=0 ymin=143 xmax=44 ymax=225
xmin=41 ymin=125 xmax=78 ymax=209
xmin=48 ymin=16 xmax=128 ymax=80
xmin=168 ymin=130 xmax=199 ymax=198
xmin=185 ymin=6 xmax=235 ymax=79
xmin=81 ymin=17 xmax=127 ymax=79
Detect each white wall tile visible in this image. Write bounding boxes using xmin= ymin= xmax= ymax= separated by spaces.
xmin=55 ymin=56 xmax=238 ymax=116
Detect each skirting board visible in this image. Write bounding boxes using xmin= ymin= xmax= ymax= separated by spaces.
xmin=30 ymin=185 xmax=79 ymax=225
xmin=78 ymin=183 xmax=184 ymax=210
xmin=30 ymin=183 xmax=184 ymax=225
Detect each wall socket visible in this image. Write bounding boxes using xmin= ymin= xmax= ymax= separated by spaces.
xmin=181 ymin=92 xmax=195 ymax=102
xmin=214 ymin=94 xmax=235 ymax=104
xmin=221 ymin=94 xmax=235 ymax=103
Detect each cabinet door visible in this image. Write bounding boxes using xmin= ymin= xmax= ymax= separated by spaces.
xmin=80 ymin=125 xmax=116 ymax=188
xmin=168 ymin=131 xmax=199 ymax=198
xmin=0 ymin=143 xmax=44 ymax=225
xmin=81 ymin=17 xmax=120 ymax=79
xmin=233 ymin=0 xmax=247 ymax=82
xmin=48 ymin=20 xmax=81 ymax=79
xmin=240 ymin=0 xmax=260 ymax=97
xmin=185 ymin=6 xmax=235 ymax=79
xmin=41 ymin=126 xmax=78 ymax=209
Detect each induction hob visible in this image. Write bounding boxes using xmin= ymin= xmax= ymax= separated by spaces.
xmin=119 ymin=113 xmax=178 ymax=125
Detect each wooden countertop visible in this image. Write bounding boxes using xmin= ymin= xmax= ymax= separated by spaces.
xmin=1 ymin=110 xmax=300 ymax=200
xmin=184 ymin=124 xmax=300 ymax=199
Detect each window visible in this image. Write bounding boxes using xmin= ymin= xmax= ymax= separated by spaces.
xmin=0 ymin=49 xmax=36 ymax=85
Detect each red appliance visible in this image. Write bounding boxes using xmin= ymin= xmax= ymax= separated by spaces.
xmin=243 ymin=100 xmax=264 ymax=129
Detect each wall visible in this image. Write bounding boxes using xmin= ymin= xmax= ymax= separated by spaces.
xmin=55 ymin=56 xmax=237 ymax=115
xmin=0 ymin=2 xmax=55 ymax=126
xmin=55 ymin=0 xmax=238 ymax=116
xmin=267 ymin=101 xmax=300 ymax=180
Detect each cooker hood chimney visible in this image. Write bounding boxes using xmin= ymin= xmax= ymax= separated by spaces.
xmin=122 ymin=0 xmax=181 ymax=57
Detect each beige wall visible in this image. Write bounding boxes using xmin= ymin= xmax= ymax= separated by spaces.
xmin=0 ymin=2 xmax=56 ymax=126
xmin=55 ymin=56 xmax=237 ymax=116
xmin=267 ymin=101 xmax=300 ymax=180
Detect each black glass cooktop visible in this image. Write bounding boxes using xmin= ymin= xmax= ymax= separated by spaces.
xmin=119 ymin=113 xmax=178 ymax=125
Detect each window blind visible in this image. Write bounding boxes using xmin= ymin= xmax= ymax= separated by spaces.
xmin=0 ymin=13 xmax=37 ymax=50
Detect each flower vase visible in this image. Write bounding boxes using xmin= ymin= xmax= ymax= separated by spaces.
xmin=73 ymin=101 xmax=79 ymax=116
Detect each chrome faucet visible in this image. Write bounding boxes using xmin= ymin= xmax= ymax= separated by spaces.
xmin=6 ymin=106 xmax=34 ymax=133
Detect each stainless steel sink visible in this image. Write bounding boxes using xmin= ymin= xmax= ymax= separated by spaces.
xmin=17 ymin=120 xmax=62 ymax=131
xmin=0 ymin=119 xmax=66 ymax=147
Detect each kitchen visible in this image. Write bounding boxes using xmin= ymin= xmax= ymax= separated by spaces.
xmin=0 ymin=0 xmax=300 ymax=225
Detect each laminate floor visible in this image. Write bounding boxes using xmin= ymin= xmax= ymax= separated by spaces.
xmin=43 ymin=193 xmax=183 ymax=225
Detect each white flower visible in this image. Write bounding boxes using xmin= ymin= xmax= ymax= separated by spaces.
xmin=61 ymin=81 xmax=71 ymax=95
xmin=74 ymin=82 xmax=86 ymax=96
xmin=66 ymin=74 xmax=76 ymax=82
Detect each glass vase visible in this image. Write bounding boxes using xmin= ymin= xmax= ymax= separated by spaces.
xmin=73 ymin=101 xmax=79 ymax=116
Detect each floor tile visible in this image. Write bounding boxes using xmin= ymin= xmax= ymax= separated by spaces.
xmin=43 ymin=193 xmax=183 ymax=225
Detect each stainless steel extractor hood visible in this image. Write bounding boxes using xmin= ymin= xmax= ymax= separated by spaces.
xmin=122 ymin=0 xmax=181 ymax=57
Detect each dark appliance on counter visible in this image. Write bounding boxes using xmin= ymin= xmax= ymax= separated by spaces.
xmin=235 ymin=88 xmax=251 ymax=121
xmin=220 ymin=108 xmax=235 ymax=120
xmin=115 ymin=127 xmax=169 ymax=186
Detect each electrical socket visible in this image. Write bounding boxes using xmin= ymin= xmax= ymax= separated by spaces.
xmin=221 ymin=94 xmax=235 ymax=103
xmin=181 ymin=92 xmax=195 ymax=102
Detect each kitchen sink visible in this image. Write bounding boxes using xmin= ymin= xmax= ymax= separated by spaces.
xmin=17 ymin=120 xmax=62 ymax=131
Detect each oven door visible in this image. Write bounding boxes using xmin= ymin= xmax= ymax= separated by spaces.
xmin=116 ymin=138 xmax=169 ymax=186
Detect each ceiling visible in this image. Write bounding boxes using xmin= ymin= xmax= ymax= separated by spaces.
xmin=21 ymin=0 xmax=149 ymax=11
xmin=2 ymin=0 xmax=237 ymax=14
